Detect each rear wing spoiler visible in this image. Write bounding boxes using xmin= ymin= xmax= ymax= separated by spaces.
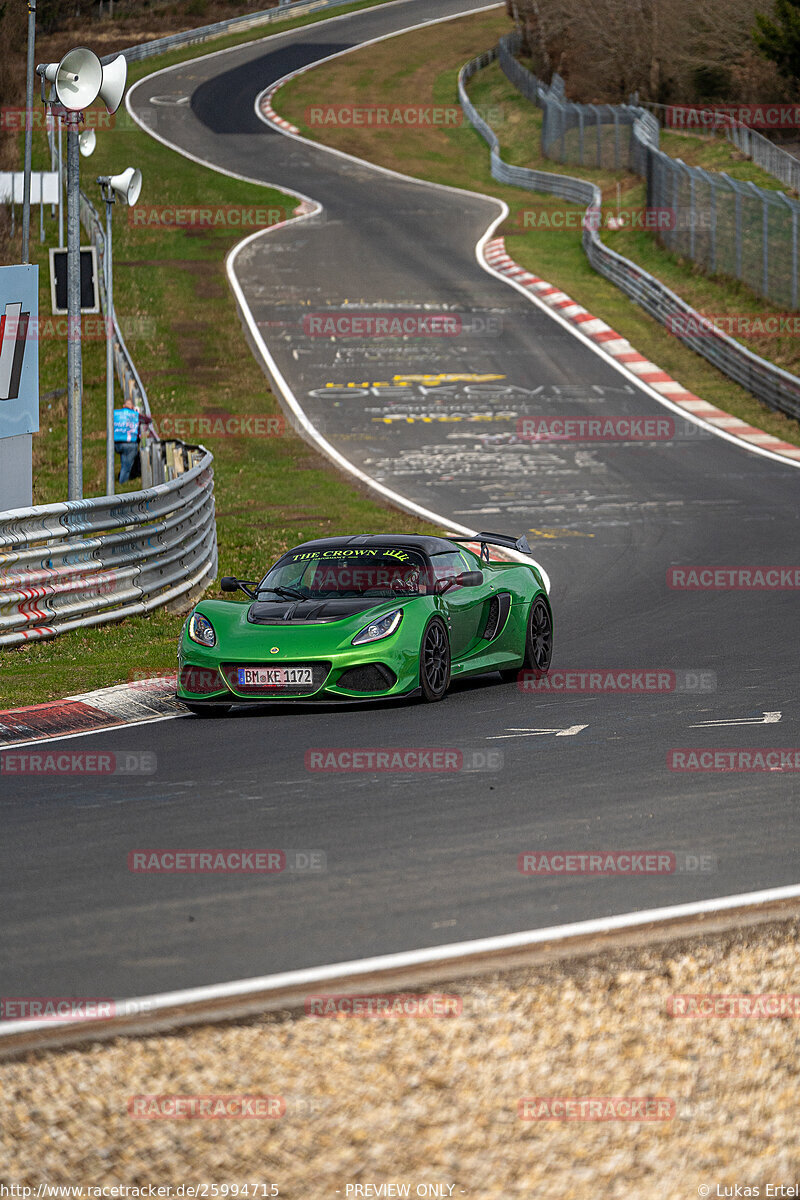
xmin=452 ymin=531 xmax=532 ymax=561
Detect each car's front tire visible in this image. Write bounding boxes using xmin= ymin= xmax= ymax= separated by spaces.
xmin=500 ymin=596 xmax=553 ymax=682
xmin=419 ymin=617 xmax=451 ymax=702
xmin=183 ymin=702 xmax=232 ymax=717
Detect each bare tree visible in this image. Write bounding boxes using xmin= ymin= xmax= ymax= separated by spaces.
xmin=510 ymin=0 xmax=786 ymax=102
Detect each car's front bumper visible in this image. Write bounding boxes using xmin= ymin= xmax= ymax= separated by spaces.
xmin=177 ymin=639 xmax=422 ymax=704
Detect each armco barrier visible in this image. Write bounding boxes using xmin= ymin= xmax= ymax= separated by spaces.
xmin=459 ymin=42 xmax=800 ymax=422
xmin=0 ymin=447 xmax=217 ymax=646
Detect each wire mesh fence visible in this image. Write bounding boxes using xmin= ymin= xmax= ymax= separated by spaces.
xmin=461 ymin=43 xmax=800 ymax=423
xmin=498 ymin=32 xmax=800 ymax=310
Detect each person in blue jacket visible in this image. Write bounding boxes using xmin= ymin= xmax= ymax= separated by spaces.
xmin=114 ymin=398 xmax=142 ymax=483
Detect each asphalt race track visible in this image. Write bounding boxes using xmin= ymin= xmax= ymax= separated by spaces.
xmin=2 ymin=0 xmax=798 ymax=1000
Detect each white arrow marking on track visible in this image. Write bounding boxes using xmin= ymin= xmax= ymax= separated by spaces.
xmin=689 ymin=711 xmax=782 ymax=728
xmin=488 ymin=725 xmax=588 ymax=739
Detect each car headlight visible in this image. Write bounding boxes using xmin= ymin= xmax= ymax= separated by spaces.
xmin=352 ymin=608 xmax=403 ymax=646
xmin=187 ymin=611 xmax=216 ymax=647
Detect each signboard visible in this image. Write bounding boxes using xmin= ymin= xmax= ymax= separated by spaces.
xmin=0 ymin=263 xmax=39 ymax=439
xmin=48 ymin=246 xmax=100 ymax=315
xmin=0 ymin=171 xmax=60 ymax=204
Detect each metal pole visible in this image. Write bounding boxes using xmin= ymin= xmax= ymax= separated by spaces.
xmin=48 ymin=108 xmax=56 ymax=218
xmin=66 ymin=114 xmax=83 ymax=501
xmin=793 ymin=207 xmax=798 ymax=311
xmin=39 ymin=173 xmax=44 ymax=241
xmin=58 ymin=116 xmax=64 ymax=248
xmin=105 ymin=194 xmax=115 ymax=496
xmin=762 ymin=194 xmax=769 ymax=298
xmin=21 ymin=0 xmax=36 ymax=262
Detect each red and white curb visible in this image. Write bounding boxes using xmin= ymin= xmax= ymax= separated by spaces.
xmin=261 ymin=81 xmax=300 ymax=134
xmin=0 ymin=678 xmax=183 ymax=747
xmin=484 ymin=237 xmax=800 ymax=462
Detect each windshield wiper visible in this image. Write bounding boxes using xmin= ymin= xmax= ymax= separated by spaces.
xmin=257 ymin=585 xmax=306 ymax=601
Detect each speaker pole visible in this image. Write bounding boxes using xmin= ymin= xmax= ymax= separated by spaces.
xmin=21 ymin=0 xmax=36 ymax=262
xmin=102 ymin=184 xmax=116 ymax=496
xmin=66 ymin=112 xmax=83 ymax=501
xmin=57 ymin=115 xmax=64 ymax=248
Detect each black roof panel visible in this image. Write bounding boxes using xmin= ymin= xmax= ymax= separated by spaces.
xmin=279 ymin=534 xmax=461 ymax=556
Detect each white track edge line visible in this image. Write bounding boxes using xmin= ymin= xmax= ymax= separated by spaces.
xmin=4 ymin=882 xmax=800 ymax=1036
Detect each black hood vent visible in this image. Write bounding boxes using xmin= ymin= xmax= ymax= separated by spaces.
xmin=248 ymin=597 xmax=394 ymax=625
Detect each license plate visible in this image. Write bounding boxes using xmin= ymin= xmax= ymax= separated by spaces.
xmin=236 ymin=666 xmax=313 ymax=687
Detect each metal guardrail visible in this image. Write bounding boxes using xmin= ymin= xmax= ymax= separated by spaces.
xmin=459 ymin=42 xmax=800 ymax=423
xmin=0 ymin=449 xmax=217 ymax=646
xmin=99 ymin=0 xmax=375 ymax=66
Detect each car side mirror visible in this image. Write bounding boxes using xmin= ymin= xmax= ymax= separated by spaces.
xmin=435 ymin=570 xmax=484 ymax=594
xmin=221 ymin=577 xmax=258 ymax=598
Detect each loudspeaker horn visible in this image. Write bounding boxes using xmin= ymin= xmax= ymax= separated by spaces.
xmin=78 ymin=129 xmax=96 ymax=157
xmin=108 ymin=167 xmax=142 ymax=206
xmin=42 ymin=47 xmax=102 ymax=111
xmin=98 ymin=54 xmax=128 ymax=115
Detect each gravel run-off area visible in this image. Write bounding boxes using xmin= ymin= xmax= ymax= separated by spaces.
xmin=2 ymin=917 xmax=799 ymax=1197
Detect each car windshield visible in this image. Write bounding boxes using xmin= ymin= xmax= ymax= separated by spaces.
xmin=258 ymin=547 xmax=430 ymax=598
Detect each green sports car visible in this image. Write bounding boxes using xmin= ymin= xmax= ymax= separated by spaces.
xmin=177 ymin=533 xmax=552 ymax=714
